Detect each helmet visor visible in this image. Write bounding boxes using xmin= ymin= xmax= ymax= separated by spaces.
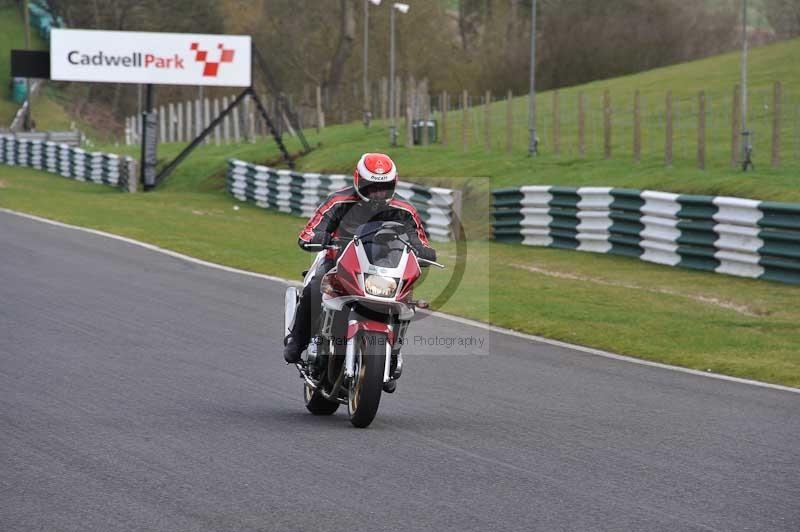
xmin=359 ymin=180 xmax=395 ymax=201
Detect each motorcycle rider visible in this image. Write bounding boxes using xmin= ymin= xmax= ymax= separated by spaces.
xmin=283 ymin=153 xmax=437 ymax=363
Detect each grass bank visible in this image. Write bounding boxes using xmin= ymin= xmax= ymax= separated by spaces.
xmin=1 ymin=156 xmax=798 ymax=387
xmin=4 ymin=38 xmax=800 ymax=387
xmin=98 ymin=39 xmax=800 ymax=205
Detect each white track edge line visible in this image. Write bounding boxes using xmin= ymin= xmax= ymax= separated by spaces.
xmin=3 ymin=207 xmax=797 ymax=396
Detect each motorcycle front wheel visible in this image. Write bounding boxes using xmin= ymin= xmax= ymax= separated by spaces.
xmin=347 ymin=332 xmax=386 ymax=428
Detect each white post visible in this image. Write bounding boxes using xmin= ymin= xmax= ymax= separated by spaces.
xmin=222 ymin=96 xmax=231 ymax=143
xmin=195 ymin=99 xmax=202 ymax=139
xmin=248 ymin=96 xmax=256 ymax=142
xmin=232 ymin=99 xmax=241 ymax=142
xmin=127 ymin=158 xmax=138 ymax=193
xmin=159 ymin=105 xmax=166 ymax=142
xmin=168 ymin=102 xmax=175 ymax=142
xmin=740 ymin=0 xmax=752 ymax=169
xmin=185 ymin=100 xmax=192 ymax=142
xmin=213 ymin=98 xmax=221 ymax=145
xmin=528 ymin=0 xmax=538 ymax=156
xmin=176 ymin=102 xmax=183 ymax=143
xmin=203 ymin=98 xmax=211 ymax=144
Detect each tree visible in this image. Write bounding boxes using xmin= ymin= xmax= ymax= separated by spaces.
xmin=323 ymin=0 xmax=356 ymax=104
xmin=765 ymin=0 xmax=800 ymax=39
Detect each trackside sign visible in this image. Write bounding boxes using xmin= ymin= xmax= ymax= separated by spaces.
xmin=50 ymin=29 xmax=251 ymax=87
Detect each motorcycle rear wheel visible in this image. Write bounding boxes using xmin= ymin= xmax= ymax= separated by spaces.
xmin=304 ymin=383 xmax=340 ymax=415
xmin=347 ymin=333 xmax=386 ymax=428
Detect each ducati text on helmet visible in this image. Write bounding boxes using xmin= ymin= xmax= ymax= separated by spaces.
xmin=354 ymin=153 xmax=398 ymax=203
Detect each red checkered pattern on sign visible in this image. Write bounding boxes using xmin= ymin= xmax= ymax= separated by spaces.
xmin=189 ymin=42 xmax=236 ymax=77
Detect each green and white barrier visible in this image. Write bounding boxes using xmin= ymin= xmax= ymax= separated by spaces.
xmin=0 ymin=135 xmax=134 ymax=190
xmin=492 ymin=186 xmax=800 ymax=284
xmin=227 ymin=159 xmax=460 ymax=241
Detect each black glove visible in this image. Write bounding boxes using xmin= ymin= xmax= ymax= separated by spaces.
xmin=300 ymin=232 xmax=331 ymax=251
xmin=311 ymin=232 xmax=332 ymax=246
xmin=415 ymin=246 xmax=437 ymax=262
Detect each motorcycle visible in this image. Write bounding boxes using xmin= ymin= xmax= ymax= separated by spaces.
xmin=284 ymin=221 xmax=444 ymax=428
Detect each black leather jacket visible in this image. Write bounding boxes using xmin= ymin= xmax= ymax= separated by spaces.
xmin=298 ymin=186 xmax=436 ymax=260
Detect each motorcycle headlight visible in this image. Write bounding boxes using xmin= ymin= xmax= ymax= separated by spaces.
xmin=364 ymin=275 xmax=398 ymax=297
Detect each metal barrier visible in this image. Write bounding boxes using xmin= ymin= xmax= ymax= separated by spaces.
xmin=0 ymin=130 xmax=83 ymax=146
xmin=227 ymin=159 xmax=461 ymax=241
xmin=492 ymin=186 xmax=800 ymax=284
xmin=0 ymin=135 xmax=134 ymax=190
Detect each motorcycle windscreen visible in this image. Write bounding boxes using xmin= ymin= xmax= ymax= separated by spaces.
xmin=356 ymin=222 xmax=406 ymax=268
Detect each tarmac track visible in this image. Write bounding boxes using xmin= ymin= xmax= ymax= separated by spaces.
xmin=1 ymin=210 xmax=798 ymax=532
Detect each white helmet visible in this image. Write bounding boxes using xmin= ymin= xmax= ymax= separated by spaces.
xmin=353 ymin=153 xmax=398 ymax=203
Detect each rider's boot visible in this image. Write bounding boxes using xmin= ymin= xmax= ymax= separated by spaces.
xmin=283 ymin=334 xmax=306 ymax=364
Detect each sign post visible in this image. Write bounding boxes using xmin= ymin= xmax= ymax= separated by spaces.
xmin=140 ymin=84 xmax=158 ymax=188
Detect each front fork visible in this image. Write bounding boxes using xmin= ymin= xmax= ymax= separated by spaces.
xmin=343 ymin=317 xmax=408 ymax=383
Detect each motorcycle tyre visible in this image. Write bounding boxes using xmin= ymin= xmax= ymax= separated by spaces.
xmin=348 ymin=333 xmax=386 ymax=428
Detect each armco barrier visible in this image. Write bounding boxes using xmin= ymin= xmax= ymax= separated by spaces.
xmin=492 ymin=186 xmax=800 ymax=284
xmin=227 ymin=159 xmax=460 ymax=241
xmin=0 ymin=135 xmax=134 ymax=190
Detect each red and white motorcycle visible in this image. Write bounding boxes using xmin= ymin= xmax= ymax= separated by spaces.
xmin=285 ymin=221 xmax=443 ymax=428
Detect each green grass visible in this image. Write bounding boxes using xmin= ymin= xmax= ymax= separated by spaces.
xmin=93 ymin=38 xmax=800 ymax=206
xmin=1 ymin=153 xmax=799 ymax=387
xmin=233 ymin=37 xmax=800 ymax=204
xmin=3 ymin=38 xmax=800 ymax=388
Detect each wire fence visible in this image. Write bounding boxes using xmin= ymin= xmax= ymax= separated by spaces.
xmin=415 ymin=82 xmax=800 ymax=171
xmin=123 ymin=78 xmax=800 ymax=172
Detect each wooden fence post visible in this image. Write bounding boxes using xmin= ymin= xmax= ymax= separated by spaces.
xmin=698 ymin=91 xmax=706 ymax=170
xmin=423 ymin=83 xmax=431 ymax=146
xmin=772 ymin=81 xmax=782 ymax=167
xmin=578 ymin=92 xmax=585 ymax=157
xmin=506 ymin=89 xmax=513 ymax=154
xmin=731 ymin=85 xmax=740 ymax=167
xmin=484 ymin=90 xmax=492 ymax=150
xmin=441 ymin=91 xmax=448 ymax=146
xmin=395 ymin=76 xmax=402 ymax=124
xmin=380 ymin=77 xmax=388 ymax=120
xmin=462 ymin=89 xmax=469 ymax=153
xmin=633 ymin=90 xmax=641 ymax=163
xmin=405 ymin=76 xmax=414 ymax=147
xmin=665 ymin=90 xmax=673 ymax=166
xmin=553 ymin=90 xmax=561 ymax=155
xmin=316 ymin=85 xmax=325 ymax=130
xmin=603 ymin=90 xmax=611 ymax=159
